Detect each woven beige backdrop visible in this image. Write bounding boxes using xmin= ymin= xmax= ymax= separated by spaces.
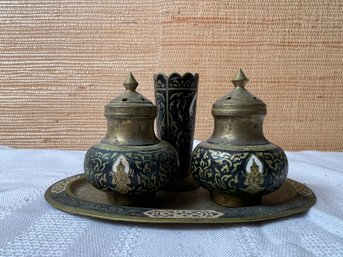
xmin=0 ymin=0 xmax=342 ymax=150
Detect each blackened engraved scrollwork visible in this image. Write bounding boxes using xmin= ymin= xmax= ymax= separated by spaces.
xmin=191 ymin=147 xmax=288 ymax=195
xmin=84 ymin=147 xmax=176 ymax=195
xmin=154 ymin=73 xmax=198 ymax=178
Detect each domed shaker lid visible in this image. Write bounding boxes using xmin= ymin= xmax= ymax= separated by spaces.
xmin=212 ymin=69 xmax=266 ymax=116
xmin=104 ymin=72 xmax=156 ymax=118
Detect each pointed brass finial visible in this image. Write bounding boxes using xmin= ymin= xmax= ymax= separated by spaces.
xmin=231 ymin=69 xmax=249 ymax=88
xmin=123 ymin=72 xmax=139 ymax=91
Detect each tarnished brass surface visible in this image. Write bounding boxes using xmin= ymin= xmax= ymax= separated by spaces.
xmin=102 ymin=72 xmax=159 ymax=146
xmin=45 ymin=174 xmax=316 ymax=224
xmin=210 ymin=192 xmax=263 ymax=208
xmin=84 ymin=73 xmax=179 ymax=203
xmin=208 ymin=69 xmax=268 ymax=145
xmin=208 ymin=115 xmax=268 ymax=146
xmin=106 ymin=193 xmax=155 ymax=207
xmin=211 ymin=69 xmax=266 ymax=116
xmin=191 ymin=69 xmax=288 ymax=206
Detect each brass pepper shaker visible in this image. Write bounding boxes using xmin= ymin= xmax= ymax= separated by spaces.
xmin=84 ymin=73 xmax=179 ymax=206
xmin=191 ymin=69 xmax=288 ymax=207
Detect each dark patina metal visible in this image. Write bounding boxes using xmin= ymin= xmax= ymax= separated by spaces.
xmin=84 ymin=73 xmax=178 ymax=206
xmin=45 ymin=174 xmax=316 ymax=223
xmin=191 ymin=69 xmax=288 ymax=207
xmin=154 ymin=72 xmax=199 ymax=191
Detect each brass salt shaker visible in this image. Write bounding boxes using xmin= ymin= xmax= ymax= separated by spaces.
xmin=191 ymin=69 xmax=288 ymax=207
xmin=84 ymin=73 xmax=178 ymax=206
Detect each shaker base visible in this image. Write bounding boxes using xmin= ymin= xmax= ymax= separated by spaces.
xmin=106 ymin=193 xmax=155 ymax=207
xmin=210 ymin=192 xmax=262 ymax=208
xmin=166 ymin=175 xmax=199 ymax=192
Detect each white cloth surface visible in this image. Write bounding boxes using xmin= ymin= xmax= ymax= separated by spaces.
xmin=0 ymin=146 xmax=342 ymax=257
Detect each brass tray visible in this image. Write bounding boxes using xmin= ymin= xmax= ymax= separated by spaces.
xmin=45 ymin=174 xmax=316 ymax=224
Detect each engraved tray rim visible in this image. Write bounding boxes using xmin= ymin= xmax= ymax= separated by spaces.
xmin=45 ymin=174 xmax=316 ymax=224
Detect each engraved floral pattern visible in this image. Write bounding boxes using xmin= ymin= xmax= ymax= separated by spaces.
xmin=46 ymin=175 xmax=316 ymax=222
xmin=287 ymin=179 xmax=313 ymax=197
xmin=191 ymin=146 xmax=288 ymax=196
xmin=84 ymin=147 xmax=177 ymax=195
xmin=51 ymin=175 xmax=82 ymax=194
xmin=154 ymin=73 xmax=198 ymax=178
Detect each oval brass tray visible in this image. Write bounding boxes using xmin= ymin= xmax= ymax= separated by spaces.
xmin=45 ymin=174 xmax=316 ymax=224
